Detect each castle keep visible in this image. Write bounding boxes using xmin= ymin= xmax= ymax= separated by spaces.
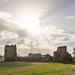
xmin=4 ymin=45 xmax=17 ymax=61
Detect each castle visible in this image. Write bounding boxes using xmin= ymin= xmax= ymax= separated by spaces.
xmin=4 ymin=45 xmax=73 ymax=63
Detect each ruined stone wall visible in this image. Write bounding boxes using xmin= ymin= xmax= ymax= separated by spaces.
xmin=42 ymin=54 xmax=53 ymax=62
xmin=53 ymin=46 xmax=72 ymax=62
xmin=28 ymin=53 xmax=41 ymax=58
xmin=4 ymin=45 xmax=17 ymax=61
xmin=17 ymin=53 xmax=53 ymax=62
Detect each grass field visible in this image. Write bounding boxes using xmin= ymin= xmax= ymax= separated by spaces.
xmin=0 ymin=61 xmax=75 ymax=75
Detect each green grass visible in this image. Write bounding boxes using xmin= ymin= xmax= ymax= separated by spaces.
xmin=0 ymin=58 xmax=4 ymax=61
xmin=0 ymin=61 xmax=75 ymax=75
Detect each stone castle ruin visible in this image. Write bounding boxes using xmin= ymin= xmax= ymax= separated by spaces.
xmin=42 ymin=54 xmax=53 ymax=62
xmin=53 ymin=46 xmax=72 ymax=62
xmin=28 ymin=53 xmax=41 ymax=58
xmin=4 ymin=45 xmax=17 ymax=61
xmin=28 ymin=53 xmax=42 ymax=62
xmin=4 ymin=45 xmax=73 ymax=63
xmin=17 ymin=53 xmax=53 ymax=62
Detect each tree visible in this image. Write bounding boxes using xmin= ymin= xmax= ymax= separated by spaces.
xmin=73 ymin=47 xmax=75 ymax=62
xmin=73 ymin=47 xmax=75 ymax=57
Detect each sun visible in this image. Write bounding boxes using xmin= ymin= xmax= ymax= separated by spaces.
xmin=19 ymin=13 xmax=41 ymax=34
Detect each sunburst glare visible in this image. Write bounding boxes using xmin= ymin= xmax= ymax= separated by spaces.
xmin=19 ymin=13 xmax=41 ymax=34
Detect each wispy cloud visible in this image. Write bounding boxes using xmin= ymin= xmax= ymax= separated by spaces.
xmin=1 ymin=31 xmax=18 ymax=39
xmin=65 ymin=16 xmax=75 ymax=20
xmin=0 ymin=11 xmax=13 ymax=22
xmin=41 ymin=26 xmax=75 ymax=45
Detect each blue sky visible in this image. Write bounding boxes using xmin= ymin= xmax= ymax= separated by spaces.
xmin=0 ymin=0 xmax=75 ymax=56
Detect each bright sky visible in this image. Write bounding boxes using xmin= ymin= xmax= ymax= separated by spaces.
xmin=0 ymin=0 xmax=75 ymax=56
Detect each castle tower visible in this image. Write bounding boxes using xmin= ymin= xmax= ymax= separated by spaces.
xmin=4 ymin=45 xmax=17 ymax=61
xmin=53 ymin=46 xmax=72 ymax=62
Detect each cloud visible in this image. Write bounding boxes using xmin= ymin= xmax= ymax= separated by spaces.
xmin=0 ymin=11 xmax=12 ymax=19
xmin=0 ymin=11 xmax=75 ymax=49
xmin=0 ymin=11 xmax=38 ymax=47
xmin=0 ymin=11 xmax=27 ymax=31
xmin=41 ymin=26 xmax=75 ymax=45
xmin=1 ymin=31 xmax=18 ymax=39
xmin=0 ymin=0 xmax=10 ymax=2
xmin=0 ymin=11 xmax=19 ymax=30
xmin=65 ymin=16 xmax=75 ymax=20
